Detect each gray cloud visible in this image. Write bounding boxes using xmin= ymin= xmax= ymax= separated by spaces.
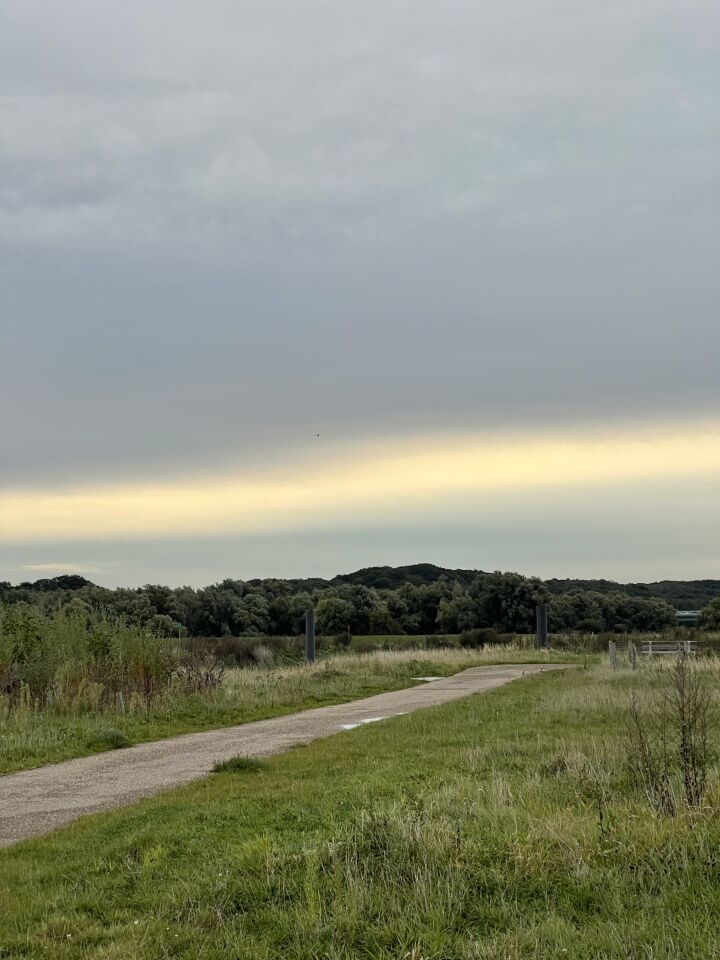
xmin=2 ymin=0 xmax=719 ymax=488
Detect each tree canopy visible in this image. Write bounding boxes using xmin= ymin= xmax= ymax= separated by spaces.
xmin=0 ymin=564 xmax=701 ymax=637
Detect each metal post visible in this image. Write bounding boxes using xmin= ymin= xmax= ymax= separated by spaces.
xmin=535 ymin=604 xmax=548 ymax=650
xmin=305 ymin=606 xmax=316 ymax=664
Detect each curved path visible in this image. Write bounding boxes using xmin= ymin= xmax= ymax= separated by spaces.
xmin=0 ymin=663 xmax=565 ymax=847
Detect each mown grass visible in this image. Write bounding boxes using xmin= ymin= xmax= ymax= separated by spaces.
xmin=2 ymin=660 xmax=719 ymax=958
xmin=0 ymin=646 xmax=579 ymax=774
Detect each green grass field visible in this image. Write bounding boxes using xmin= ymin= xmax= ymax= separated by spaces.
xmin=2 ymin=658 xmax=719 ymax=958
xmin=0 ymin=646 xmax=579 ymax=774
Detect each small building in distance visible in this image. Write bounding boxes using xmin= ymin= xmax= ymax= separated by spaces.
xmin=675 ymin=610 xmax=702 ymax=627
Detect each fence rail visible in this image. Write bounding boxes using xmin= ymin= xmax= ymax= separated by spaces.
xmin=642 ymin=640 xmax=697 ymax=657
xmin=608 ymin=638 xmax=704 ymax=669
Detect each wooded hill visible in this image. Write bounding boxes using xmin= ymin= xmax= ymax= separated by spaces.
xmin=1 ymin=565 xmax=717 ymax=638
xmin=332 ymin=564 xmax=718 ymax=610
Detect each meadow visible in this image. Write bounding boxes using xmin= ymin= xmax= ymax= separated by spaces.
xmin=0 ymin=604 xmax=578 ymax=773
xmin=1 ymin=657 xmax=719 ymax=958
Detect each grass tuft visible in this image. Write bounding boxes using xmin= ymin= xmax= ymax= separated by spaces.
xmin=85 ymin=727 xmax=132 ymax=751
xmin=212 ymin=755 xmax=265 ymax=774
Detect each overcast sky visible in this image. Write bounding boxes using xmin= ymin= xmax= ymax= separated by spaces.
xmin=2 ymin=0 xmax=719 ymax=586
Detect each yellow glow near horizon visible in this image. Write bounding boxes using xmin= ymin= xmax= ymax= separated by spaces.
xmin=3 ymin=422 xmax=720 ymax=543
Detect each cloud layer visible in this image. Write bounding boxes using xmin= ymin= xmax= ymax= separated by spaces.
xmin=2 ymin=2 xmax=719 ymax=581
xmin=3 ymin=421 xmax=720 ymax=542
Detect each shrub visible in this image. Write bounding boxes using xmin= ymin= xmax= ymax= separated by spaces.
xmin=627 ymin=653 xmax=712 ymax=815
xmin=458 ymin=628 xmax=499 ymax=648
xmin=424 ymin=634 xmax=458 ymax=649
xmin=214 ymin=635 xmax=260 ymax=666
xmin=354 ymin=639 xmax=379 ymax=654
xmin=0 ymin=602 xmax=183 ymax=709
xmin=174 ymin=652 xmax=225 ymax=694
xmin=209 ymin=634 xmax=304 ymax=665
xmin=251 ymin=644 xmax=273 ymax=666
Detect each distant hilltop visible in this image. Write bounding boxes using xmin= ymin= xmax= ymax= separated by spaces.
xmin=330 ymin=564 xmax=719 ymax=610
xmin=3 ymin=565 xmax=719 ymax=610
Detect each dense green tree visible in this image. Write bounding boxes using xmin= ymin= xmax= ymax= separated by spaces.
xmin=239 ymin=593 xmax=271 ymax=635
xmin=142 ymin=585 xmax=173 ymax=617
xmin=287 ymin=593 xmax=314 ymax=634
xmin=315 ymin=597 xmax=355 ymax=635
xmin=471 ymin=573 xmax=544 ymax=633
xmin=0 ymin=567 xmax=699 ymax=638
xmin=367 ymin=601 xmax=403 ymax=635
xmin=385 ymin=586 xmax=421 ymax=633
xmin=700 ymin=597 xmax=720 ymax=630
xmin=149 ymin=613 xmax=184 ymax=638
xmin=436 ymin=590 xmax=477 ymax=633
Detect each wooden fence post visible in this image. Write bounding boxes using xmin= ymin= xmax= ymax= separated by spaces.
xmin=628 ymin=640 xmax=638 ymax=671
xmin=609 ymin=640 xmax=617 ymax=670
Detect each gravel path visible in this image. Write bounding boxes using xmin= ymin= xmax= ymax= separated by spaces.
xmin=0 ymin=663 xmax=565 ymax=847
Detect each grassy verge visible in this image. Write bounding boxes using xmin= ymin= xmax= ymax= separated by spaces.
xmin=0 ymin=646 xmax=580 ymax=774
xmin=2 ymin=660 xmax=719 ymax=958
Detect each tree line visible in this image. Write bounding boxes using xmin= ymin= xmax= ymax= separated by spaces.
xmin=1 ymin=566 xmax=705 ymax=637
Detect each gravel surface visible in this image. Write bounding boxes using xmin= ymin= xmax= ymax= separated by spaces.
xmin=0 ymin=663 xmax=565 ymax=847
